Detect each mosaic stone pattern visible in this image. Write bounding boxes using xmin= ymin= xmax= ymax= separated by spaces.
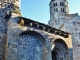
xmin=18 ymin=35 xmax=44 ymax=60
xmin=0 ymin=1 xmax=14 ymax=60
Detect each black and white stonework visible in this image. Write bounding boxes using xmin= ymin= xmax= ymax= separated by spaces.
xmin=18 ymin=35 xmax=44 ymax=60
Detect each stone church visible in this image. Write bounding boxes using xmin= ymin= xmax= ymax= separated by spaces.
xmin=0 ymin=0 xmax=79 ymax=60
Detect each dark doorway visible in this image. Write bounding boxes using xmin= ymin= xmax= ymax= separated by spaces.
xmin=52 ymin=51 xmax=57 ymax=60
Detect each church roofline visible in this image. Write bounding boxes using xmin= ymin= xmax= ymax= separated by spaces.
xmin=19 ymin=17 xmax=70 ymax=38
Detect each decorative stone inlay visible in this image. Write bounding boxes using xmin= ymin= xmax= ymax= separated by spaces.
xmin=18 ymin=35 xmax=44 ymax=60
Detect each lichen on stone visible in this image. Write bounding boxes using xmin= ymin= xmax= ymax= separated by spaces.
xmin=12 ymin=9 xmax=22 ymax=17
xmin=18 ymin=18 xmax=24 ymax=26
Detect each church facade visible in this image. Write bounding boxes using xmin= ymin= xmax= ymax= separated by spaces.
xmin=48 ymin=0 xmax=80 ymax=60
xmin=0 ymin=0 xmax=79 ymax=60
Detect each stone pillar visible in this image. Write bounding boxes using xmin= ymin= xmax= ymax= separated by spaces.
xmin=42 ymin=47 xmax=52 ymax=60
xmin=42 ymin=40 xmax=52 ymax=60
xmin=67 ymin=49 xmax=73 ymax=60
xmin=5 ymin=13 xmax=20 ymax=60
xmin=66 ymin=53 xmax=69 ymax=60
xmin=4 ymin=0 xmax=21 ymax=60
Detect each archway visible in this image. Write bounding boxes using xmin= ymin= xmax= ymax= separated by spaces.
xmin=52 ymin=51 xmax=57 ymax=60
xmin=52 ymin=39 xmax=68 ymax=60
xmin=18 ymin=31 xmax=45 ymax=60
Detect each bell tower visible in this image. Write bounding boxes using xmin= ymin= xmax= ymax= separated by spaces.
xmin=49 ymin=0 xmax=69 ymax=15
xmin=48 ymin=0 xmax=69 ymax=28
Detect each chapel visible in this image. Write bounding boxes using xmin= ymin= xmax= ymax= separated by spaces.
xmin=0 ymin=0 xmax=79 ymax=60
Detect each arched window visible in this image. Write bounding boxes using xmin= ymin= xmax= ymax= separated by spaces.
xmin=60 ymin=2 xmax=62 ymax=6
xmin=56 ymin=2 xmax=57 ymax=6
xmin=61 ymin=8 xmax=62 ymax=12
xmin=63 ymin=8 xmax=64 ymax=12
xmin=54 ymin=8 xmax=55 ymax=11
xmin=54 ymin=3 xmax=55 ymax=6
xmin=60 ymin=2 xmax=64 ymax=6
xmin=62 ymin=2 xmax=64 ymax=6
xmin=56 ymin=8 xmax=58 ymax=12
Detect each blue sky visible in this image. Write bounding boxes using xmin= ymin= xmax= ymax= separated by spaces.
xmin=20 ymin=0 xmax=80 ymax=24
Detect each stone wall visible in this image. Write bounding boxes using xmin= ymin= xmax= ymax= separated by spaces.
xmin=0 ymin=1 xmax=14 ymax=60
xmin=5 ymin=13 xmax=72 ymax=60
xmin=0 ymin=0 xmax=73 ymax=60
xmin=59 ymin=15 xmax=80 ymax=60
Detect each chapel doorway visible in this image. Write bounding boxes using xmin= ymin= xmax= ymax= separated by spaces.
xmin=52 ymin=51 xmax=57 ymax=60
xmin=52 ymin=39 xmax=68 ymax=60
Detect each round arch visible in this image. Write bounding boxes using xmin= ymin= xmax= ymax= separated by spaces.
xmin=52 ymin=39 xmax=68 ymax=60
xmin=18 ymin=31 xmax=46 ymax=60
xmin=53 ymin=39 xmax=68 ymax=50
xmin=53 ymin=38 xmax=69 ymax=48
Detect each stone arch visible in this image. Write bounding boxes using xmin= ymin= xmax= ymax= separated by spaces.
xmin=53 ymin=38 xmax=68 ymax=47
xmin=19 ymin=31 xmax=45 ymax=42
xmin=52 ymin=39 xmax=68 ymax=60
xmin=18 ymin=31 xmax=46 ymax=60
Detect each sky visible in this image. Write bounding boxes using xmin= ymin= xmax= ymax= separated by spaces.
xmin=20 ymin=0 xmax=80 ymax=24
